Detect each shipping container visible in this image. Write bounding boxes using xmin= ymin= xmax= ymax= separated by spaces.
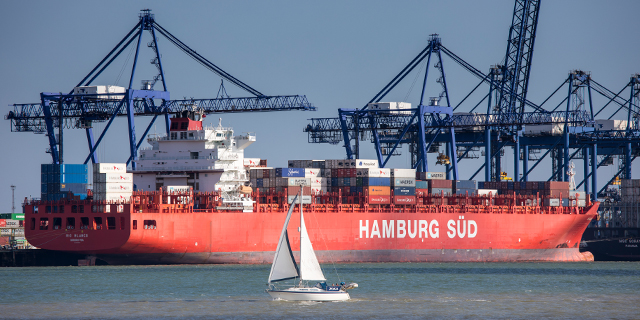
xmin=391 ymin=168 xmax=416 ymax=177
xmin=288 ymin=178 xmax=311 ymax=187
xmin=429 ymin=180 xmax=452 ymax=189
xmin=164 ymin=186 xmax=190 ymax=193
xmin=93 ymin=163 xmax=128 ymax=174
xmin=393 ymin=186 xmax=416 ymax=196
xmin=287 ymin=195 xmax=312 ymax=204
xmin=544 ymin=198 xmax=561 ymax=207
xmin=94 ymin=173 xmax=134 ymax=183
xmin=430 ymin=188 xmax=452 ymax=195
xmin=415 ymin=172 xmax=445 ymax=180
xmin=367 ymin=195 xmax=390 ymax=204
xmin=243 ymin=158 xmax=261 ymax=167
xmin=453 ymin=180 xmax=476 ymax=190
xmin=353 ymin=159 xmax=379 ymax=168
xmin=276 ymin=168 xmax=305 ymax=178
xmin=393 ymin=178 xmax=416 ymax=187
xmin=477 ymin=189 xmax=498 ymax=197
xmin=357 ymin=168 xmax=390 ymax=178
xmin=393 ymin=195 xmax=416 ymax=205
xmin=416 ymin=180 xmax=429 ymax=189
xmin=368 ymin=186 xmax=391 ymax=196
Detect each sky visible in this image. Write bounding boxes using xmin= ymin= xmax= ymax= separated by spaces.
xmin=1 ymin=0 xmax=639 ymax=212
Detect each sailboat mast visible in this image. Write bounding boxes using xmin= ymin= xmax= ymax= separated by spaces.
xmin=299 ymin=184 xmax=303 ymax=284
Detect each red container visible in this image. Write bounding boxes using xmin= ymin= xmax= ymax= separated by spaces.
xmin=545 ymin=181 xmax=570 ymax=190
xmin=287 ymin=186 xmax=311 ymax=196
xmin=430 ymin=180 xmax=452 ymax=188
xmin=367 ymin=195 xmax=390 ymax=204
xmin=393 ymin=195 xmax=416 ymax=205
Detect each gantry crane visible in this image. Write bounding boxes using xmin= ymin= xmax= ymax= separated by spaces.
xmin=5 ymin=9 xmax=315 ymax=169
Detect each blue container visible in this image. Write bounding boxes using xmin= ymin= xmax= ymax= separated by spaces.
xmin=256 ymin=178 xmax=263 ymax=187
xmin=478 ymin=181 xmax=485 ymax=189
xmin=507 ymin=182 xmax=514 ymax=189
xmin=394 ymin=186 xmax=416 ymax=196
xmin=41 ymin=183 xmax=48 ymax=194
xmin=276 ymin=168 xmax=305 ymax=178
xmin=61 ymin=183 xmax=87 ymax=194
xmin=331 ymin=177 xmax=338 ymax=187
xmin=366 ymin=177 xmax=390 ymax=186
xmin=456 ymin=188 xmax=475 ymax=195
xmin=343 ymin=177 xmax=351 ymax=186
xmin=415 ymin=180 xmax=429 ymax=189
xmin=454 ymin=180 xmax=476 ymax=190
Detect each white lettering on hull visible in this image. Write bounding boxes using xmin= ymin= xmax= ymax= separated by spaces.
xmin=359 ymin=219 xmax=475 ymax=239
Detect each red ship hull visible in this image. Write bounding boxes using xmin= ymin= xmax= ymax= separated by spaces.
xmin=24 ymin=192 xmax=598 ymax=264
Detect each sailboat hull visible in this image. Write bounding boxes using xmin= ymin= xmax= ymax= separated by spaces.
xmin=267 ymin=288 xmax=350 ymax=301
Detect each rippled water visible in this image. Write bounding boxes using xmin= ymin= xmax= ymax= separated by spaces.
xmin=1 ymin=262 xmax=639 ymax=319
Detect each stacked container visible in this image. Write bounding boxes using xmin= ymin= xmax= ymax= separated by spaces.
xmin=453 ymin=180 xmax=476 ymax=195
xmin=391 ymin=169 xmax=416 ymax=205
xmin=93 ymin=163 xmax=132 ymax=202
xmin=41 ymin=164 xmax=88 ymax=201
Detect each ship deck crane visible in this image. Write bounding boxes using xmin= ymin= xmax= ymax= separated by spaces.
xmin=4 ymin=9 xmax=315 ymax=169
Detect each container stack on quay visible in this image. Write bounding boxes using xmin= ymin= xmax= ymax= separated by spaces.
xmin=479 ymin=180 xmax=584 ymax=207
xmin=92 ymin=163 xmax=133 ymax=202
xmin=40 ymin=164 xmax=88 ymax=201
xmin=0 ymin=213 xmax=27 ymax=249
xmin=620 ymin=179 xmax=640 ymax=203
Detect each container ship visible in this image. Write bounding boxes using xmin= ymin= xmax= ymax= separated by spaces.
xmin=24 ymin=111 xmax=598 ymax=265
xmin=579 ymin=184 xmax=640 ymax=261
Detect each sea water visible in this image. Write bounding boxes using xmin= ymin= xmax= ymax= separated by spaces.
xmin=0 ymin=262 xmax=639 ymax=319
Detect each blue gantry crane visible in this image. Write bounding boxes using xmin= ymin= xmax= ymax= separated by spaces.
xmin=5 ymin=9 xmax=315 ymax=169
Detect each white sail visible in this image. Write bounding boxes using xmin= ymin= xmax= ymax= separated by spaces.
xmin=299 ymin=202 xmax=326 ymax=281
xmin=268 ymin=195 xmax=299 ymax=283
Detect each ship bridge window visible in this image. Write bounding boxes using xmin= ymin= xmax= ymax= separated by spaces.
xmin=171 ymin=122 xmax=178 ymax=130
xmin=181 ymin=122 xmax=188 ymax=130
xmin=80 ymin=217 xmax=89 ymax=229
xmin=30 ymin=218 xmax=35 ymax=230
xmin=39 ymin=218 xmax=49 ymax=230
xmin=107 ymin=217 xmax=116 ymax=230
xmin=53 ymin=217 xmax=62 ymax=230
xmin=120 ymin=217 xmax=126 ymax=230
xmin=180 ymin=132 xmax=187 ymax=139
xmin=79 ymin=205 xmax=84 ymax=213
xmin=66 ymin=217 xmax=75 ymax=230
xmin=144 ymin=220 xmax=157 ymax=230
xmin=72 ymin=205 xmax=78 ymax=213
xmin=170 ymin=132 xmax=177 ymax=140
xmin=133 ymin=220 xmax=138 ymax=230
xmin=46 ymin=206 xmax=52 ymax=213
xmin=59 ymin=205 xmax=64 ymax=213
xmin=94 ymin=217 xmax=103 ymax=230
xmin=33 ymin=206 xmax=38 ymax=214
xmin=53 ymin=206 xmax=58 ymax=213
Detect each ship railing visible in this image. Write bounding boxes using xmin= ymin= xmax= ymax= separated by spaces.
xmin=130 ymin=165 xmax=220 ymax=171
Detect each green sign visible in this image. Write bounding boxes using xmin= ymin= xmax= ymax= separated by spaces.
xmin=11 ymin=213 xmax=24 ymax=221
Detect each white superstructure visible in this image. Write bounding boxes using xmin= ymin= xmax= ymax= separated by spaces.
xmin=131 ymin=111 xmax=255 ymax=210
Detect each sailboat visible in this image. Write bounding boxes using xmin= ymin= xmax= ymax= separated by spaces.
xmin=266 ymin=189 xmax=357 ymax=301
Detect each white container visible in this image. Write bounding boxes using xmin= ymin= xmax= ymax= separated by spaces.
xmin=544 ymin=198 xmax=560 ymax=207
xmin=95 ymin=182 xmax=133 ymax=193
xmin=310 ymin=177 xmax=326 ymax=187
xmin=287 ymin=195 xmax=312 ymax=204
xmin=477 ymin=189 xmax=498 ymax=196
xmin=354 ymin=159 xmax=379 ymax=168
xmin=243 ymin=158 xmax=261 ymax=167
xmin=288 ymin=178 xmax=311 ymax=187
xmin=93 ymin=163 xmax=128 ymax=174
xmin=305 ymin=168 xmax=322 ymax=178
xmin=94 ymin=172 xmax=133 ymax=183
xmin=164 ymin=185 xmax=190 ymax=193
xmin=95 ymin=192 xmax=132 ymax=202
xmin=393 ymin=178 xmax=416 ymax=187
xmin=391 ymin=168 xmax=415 ymax=177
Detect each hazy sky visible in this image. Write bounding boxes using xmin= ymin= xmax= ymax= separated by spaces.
xmin=1 ymin=0 xmax=639 ymax=212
